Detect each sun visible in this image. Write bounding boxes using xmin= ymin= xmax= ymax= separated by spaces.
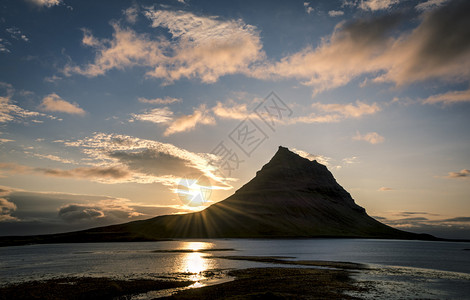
xmin=175 ymin=174 xmax=212 ymax=207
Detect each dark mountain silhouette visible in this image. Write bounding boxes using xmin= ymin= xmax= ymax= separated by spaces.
xmin=1 ymin=146 xmax=437 ymax=246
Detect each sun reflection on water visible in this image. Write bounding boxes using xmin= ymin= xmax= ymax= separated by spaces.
xmin=178 ymin=242 xmax=215 ymax=284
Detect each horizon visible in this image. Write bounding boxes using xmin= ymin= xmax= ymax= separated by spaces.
xmin=0 ymin=0 xmax=469 ymax=239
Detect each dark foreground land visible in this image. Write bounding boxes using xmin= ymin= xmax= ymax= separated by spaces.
xmin=0 ymin=259 xmax=366 ymax=300
xmin=0 ymin=277 xmax=192 ymax=300
xmin=164 ymin=267 xmax=364 ymax=299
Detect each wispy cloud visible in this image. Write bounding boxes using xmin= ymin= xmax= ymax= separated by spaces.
xmin=422 ymin=89 xmax=470 ymax=105
xmin=0 ymin=196 xmax=17 ymax=222
xmin=375 ymin=211 xmax=470 ymax=238
xmin=64 ymin=132 xmax=230 ymax=188
xmin=0 ymin=38 xmax=11 ymax=53
xmin=358 ymin=0 xmax=400 ymax=11
xmin=291 ymin=148 xmax=333 ymax=166
xmin=26 ymin=0 xmax=62 ymax=8
xmin=0 ymin=162 xmax=132 ymax=183
xmin=1 ymin=95 xmax=55 ymax=123
xmin=33 ymin=153 xmax=76 ymax=164
xmin=123 ymin=4 xmax=139 ymax=24
xmin=312 ymin=101 xmax=380 ymax=118
xmin=378 ymin=187 xmax=393 ymax=191
xmin=138 ymin=96 xmax=181 ymax=105
xmin=39 ymin=93 xmax=86 ymax=115
xmin=6 ymin=27 xmax=29 ymax=42
xmin=131 ymin=107 xmax=174 ymax=124
xmin=328 ymin=10 xmax=344 ymax=17
xmin=304 ymin=2 xmax=314 ymax=14
xmin=445 ymin=169 xmax=469 ymax=179
xmin=415 ymin=0 xmax=450 ymax=11
xmin=353 ymin=131 xmax=385 ymax=144
xmin=64 ymin=23 xmax=166 ymax=77
xmin=254 ymin=1 xmax=470 ymax=95
xmin=164 ymin=105 xmax=215 ymax=136
xmin=66 ymin=9 xmax=264 ymax=84
xmin=212 ymin=100 xmax=258 ymax=120
xmin=0 ymin=186 xmax=192 ymax=234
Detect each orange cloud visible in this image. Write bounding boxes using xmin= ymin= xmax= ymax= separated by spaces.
xmin=39 ymin=93 xmax=85 ymax=115
xmin=423 ymin=89 xmax=470 ymax=105
xmin=164 ymin=105 xmax=215 ymax=136
xmin=353 ymin=131 xmax=385 ymax=144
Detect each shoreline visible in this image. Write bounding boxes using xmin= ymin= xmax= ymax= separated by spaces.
xmin=0 ymin=258 xmax=367 ymax=300
xmin=1 ymin=255 xmax=469 ymax=299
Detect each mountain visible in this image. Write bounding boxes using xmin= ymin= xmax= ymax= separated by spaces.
xmin=0 ymin=146 xmax=436 ymax=246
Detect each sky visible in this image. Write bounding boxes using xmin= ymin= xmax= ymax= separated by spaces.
xmin=0 ymin=0 xmax=469 ymax=239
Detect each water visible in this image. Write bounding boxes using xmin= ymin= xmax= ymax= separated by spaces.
xmin=1 ymin=239 xmax=469 ymax=299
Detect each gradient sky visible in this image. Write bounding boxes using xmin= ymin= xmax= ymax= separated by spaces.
xmin=0 ymin=0 xmax=469 ymax=238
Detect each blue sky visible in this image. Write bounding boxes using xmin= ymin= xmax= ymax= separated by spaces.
xmin=0 ymin=0 xmax=469 ymax=238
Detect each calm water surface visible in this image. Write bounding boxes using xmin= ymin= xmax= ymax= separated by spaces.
xmin=1 ymin=239 xmax=469 ymax=299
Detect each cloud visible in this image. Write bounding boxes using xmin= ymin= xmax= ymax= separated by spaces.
xmin=57 ymin=199 xmax=155 ymax=223
xmin=37 ymin=166 xmax=132 ymax=181
xmin=328 ymin=10 xmax=344 ymax=17
xmin=304 ymin=2 xmax=314 ymax=14
xmin=252 ymin=14 xmax=403 ymax=94
xmin=422 ymin=89 xmax=470 ymax=105
xmin=26 ymin=0 xmax=62 ymax=8
xmin=58 ymin=204 xmax=104 ymax=222
xmin=0 ymin=38 xmax=11 ymax=53
xmin=64 ymin=132 xmax=230 ymax=188
xmin=375 ymin=212 xmax=470 ymax=239
xmin=64 ymin=23 xmax=166 ymax=77
xmin=212 ymin=101 xmax=257 ymax=120
xmin=39 ymin=93 xmax=86 ymax=115
xmin=375 ymin=0 xmax=470 ymax=85
xmin=123 ymin=4 xmax=139 ymax=24
xmin=291 ymin=148 xmax=333 ymax=166
xmin=0 ymin=187 xmax=192 ymax=235
xmin=358 ymin=0 xmax=400 ymax=11
xmin=378 ymin=187 xmax=393 ymax=191
xmin=6 ymin=27 xmax=29 ymax=42
xmin=254 ymin=0 xmax=470 ymax=95
xmin=1 ymin=95 xmax=54 ymax=123
xmin=312 ymin=101 xmax=380 ymax=118
xmin=138 ymin=96 xmax=181 ymax=104
xmin=0 ymin=197 xmax=17 ymax=222
xmin=342 ymin=156 xmax=359 ymax=164
xmin=0 ymin=162 xmax=132 ymax=183
xmin=445 ymin=169 xmax=470 ymax=179
xmin=144 ymin=8 xmax=265 ymax=83
xmin=164 ymin=104 xmax=215 ymax=136
xmin=66 ymin=9 xmax=264 ymax=84
xmin=33 ymin=153 xmax=76 ymax=164
xmin=131 ymin=107 xmax=174 ymax=124
xmin=415 ymin=0 xmax=450 ymax=11
xmin=442 ymin=217 xmax=470 ymax=222
xmin=0 ymin=138 xmax=14 ymax=143
xmin=353 ymin=131 xmax=385 ymax=144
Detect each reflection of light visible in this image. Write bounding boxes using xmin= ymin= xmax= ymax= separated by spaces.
xmin=178 ymin=242 xmax=214 ymax=284
xmin=185 ymin=252 xmax=206 ymax=274
xmin=181 ymin=241 xmax=210 ymax=252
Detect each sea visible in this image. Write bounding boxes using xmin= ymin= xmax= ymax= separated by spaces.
xmin=1 ymin=239 xmax=469 ymax=299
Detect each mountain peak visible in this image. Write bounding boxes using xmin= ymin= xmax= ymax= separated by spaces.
xmin=240 ymin=146 xmax=333 ymax=192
